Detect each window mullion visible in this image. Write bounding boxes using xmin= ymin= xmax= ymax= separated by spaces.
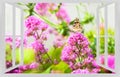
xmin=20 ymin=9 xmax=24 ymax=65
xmin=104 ymin=6 xmax=108 ymax=67
xmin=96 ymin=7 xmax=100 ymax=64
xmin=12 ymin=5 xmax=16 ymax=67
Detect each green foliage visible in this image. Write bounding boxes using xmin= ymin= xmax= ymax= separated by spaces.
xmin=41 ymin=61 xmax=71 ymax=73
xmin=33 ymin=11 xmax=59 ymax=29
xmin=23 ymin=69 xmax=40 ymax=73
xmin=18 ymin=3 xmax=35 ymax=17
xmin=39 ymin=47 xmax=72 ymax=73
xmin=108 ymin=37 xmax=115 ymax=54
xmin=99 ymin=28 xmax=115 ymax=54
xmin=40 ymin=46 xmax=70 ymax=73
xmin=51 ymin=61 xmax=71 ymax=73
xmin=81 ymin=12 xmax=94 ymax=25
xmin=85 ymin=30 xmax=96 ymax=57
xmin=85 ymin=28 xmax=115 ymax=55
xmin=34 ymin=12 xmax=70 ymax=36
xmin=49 ymin=3 xmax=62 ymax=14
xmin=6 ymin=44 xmax=12 ymax=61
xmin=47 ymin=47 xmax=63 ymax=63
xmin=70 ymin=12 xmax=94 ymax=26
xmin=58 ymin=21 xmax=70 ymax=36
xmin=16 ymin=48 xmax=35 ymax=64
xmin=42 ymin=66 xmax=52 ymax=73
xmin=25 ymin=3 xmax=36 ymax=16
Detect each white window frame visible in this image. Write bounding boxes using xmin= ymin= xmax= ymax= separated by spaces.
xmin=96 ymin=3 xmax=116 ymax=72
xmin=0 ymin=0 xmax=120 ymax=77
xmin=4 ymin=3 xmax=24 ymax=73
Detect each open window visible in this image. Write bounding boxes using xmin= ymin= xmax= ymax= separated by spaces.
xmin=0 ymin=0 xmax=119 ymax=77
xmin=96 ymin=3 xmax=115 ymax=72
xmin=5 ymin=3 xmax=24 ymax=73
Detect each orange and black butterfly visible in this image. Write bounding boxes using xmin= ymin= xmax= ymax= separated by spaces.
xmin=70 ymin=18 xmax=83 ymax=33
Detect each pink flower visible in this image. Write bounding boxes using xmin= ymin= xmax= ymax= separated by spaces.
xmin=72 ymin=69 xmax=90 ymax=74
xmin=25 ymin=28 xmax=34 ymax=37
xmin=25 ymin=16 xmax=48 ymax=31
xmin=69 ymin=62 xmax=75 ymax=69
xmin=61 ymin=32 xmax=95 ymax=73
xmin=68 ymin=32 xmax=88 ymax=46
xmin=13 ymin=69 xmax=22 ymax=73
xmin=56 ymin=7 xmax=70 ymax=24
xmin=25 ymin=16 xmax=40 ymax=29
xmin=5 ymin=37 xmax=13 ymax=44
xmin=19 ymin=65 xmax=29 ymax=71
xmin=100 ymin=55 xmax=115 ymax=69
xmin=31 ymin=40 xmax=47 ymax=53
xmin=92 ymin=60 xmax=99 ymax=68
xmin=91 ymin=68 xmax=100 ymax=73
xmin=6 ymin=61 xmax=12 ymax=68
xmin=34 ymin=3 xmax=49 ymax=16
xmin=61 ymin=46 xmax=77 ymax=61
xmin=62 ymin=33 xmax=91 ymax=61
xmin=108 ymin=55 xmax=115 ymax=69
xmin=53 ymin=40 xmax=64 ymax=48
xmin=5 ymin=37 xmax=27 ymax=48
xmin=15 ymin=37 xmax=21 ymax=48
xmin=100 ymin=55 xmax=105 ymax=64
xmin=29 ymin=62 xmax=39 ymax=69
xmin=38 ymin=22 xmax=48 ymax=31
xmin=84 ymin=56 xmax=94 ymax=64
xmin=53 ymin=35 xmax=64 ymax=48
xmin=49 ymin=3 xmax=57 ymax=11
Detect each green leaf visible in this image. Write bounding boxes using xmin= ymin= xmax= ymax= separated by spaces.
xmin=69 ymin=20 xmax=74 ymax=25
xmin=6 ymin=44 xmax=12 ymax=61
xmin=24 ymin=9 xmax=29 ymax=13
xmin=42 ymin=66 xmax=52 ymax=73
xmin=17 ymin=3 xmax=25 ymax=6
xmin=33 ymin=11 xmax=59 ymax=29
xmin=6 ymin=44 xmax=11 ymax=53
xmin=52 ymin=61 xmax=70 ymax=72
xmin=81 ymin=12 xmax=94 ymax=25
xmin=23 ymin=69 xmax=40 ymax=73
xmin=39 ymin=47 xmax=63 ymax=71
xmin=64 ymin=67 xmax=72 ymax=73
xmin=58 ymin=21 xmax=69 ymax=36
xmin=47 ymin=47 xmax=63 ymax=62
xmin=16 ymin=48 xmax=35 ymax=64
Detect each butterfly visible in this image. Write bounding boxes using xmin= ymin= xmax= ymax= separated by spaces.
xmin=70 ymin=18 xmax=83 ymax=33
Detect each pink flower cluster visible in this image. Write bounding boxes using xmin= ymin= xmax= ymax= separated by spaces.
xmin=53 ymin=35 xmax=65 ymax=48
xmin=61 ymin=46 xmax=77 ymax=62
xmin=72 ymin=68 xmax=100 ymax=74
xmin=61 ymin=32 xmax=100 ymax=73
xmin=72 ymin=69 xmax=89 ymax=74
xmin=19 ymin=62 xmax=39 ymax=71
xmin=61 ymin=33 xmax=91 ymax=61
xmin=34 ymin=3 xmax=49 ymax=16
xmin=56 ymin=7 xmax=70 ymax=24
xmin=25 ymin=16 xmax=48 ymax=38
xmin=34 ymin=3 xmax=70 ymax=24
xmin=100 ymin=55 xmax=115 ymax=69
xmin=5 ymin=37 xmax=27 ymax=48
xmin=8 ymin=62 xmax=39 ymax=73
xmin=24 ymin=15 xmax=53 ymax=65
xmin=31 ymin=40 xmax=47 ymax=54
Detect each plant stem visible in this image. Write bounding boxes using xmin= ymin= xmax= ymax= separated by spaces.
xmin=33 ymin=11 xmax=59 ymax=29
xmin=45 ymin=52 xmax=54 ymax=64
xmin=73 ymin=50 xmax=81 ymax=62
xmin=76 ymin=44 xmax=83 ymax=63
xmin=35 ymin=31 xmax=40 ymax=40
